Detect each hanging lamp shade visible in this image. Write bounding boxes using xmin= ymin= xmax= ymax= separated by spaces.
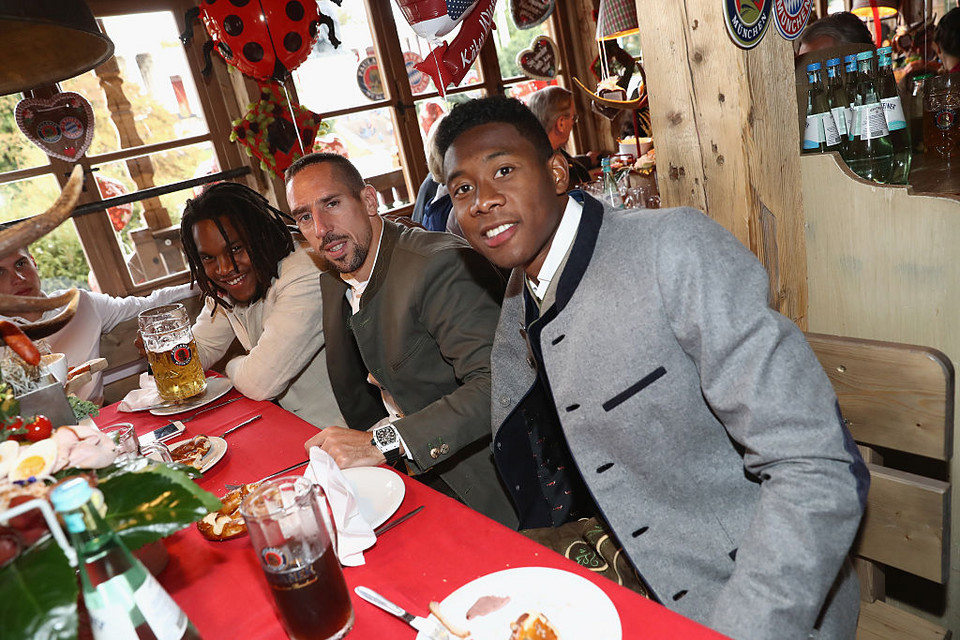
xmin=596 ymin=0 xmax=640 ymax=41
xmin=0 ymin=0 xmax=114 ymax=96
xmin=851 ymin=0 xmax=900 ymax=19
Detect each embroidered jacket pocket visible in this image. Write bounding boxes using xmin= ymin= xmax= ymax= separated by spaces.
xmin=601 ymin=366 xmax=667 ymax=412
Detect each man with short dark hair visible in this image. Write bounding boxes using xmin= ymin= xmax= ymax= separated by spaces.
xmin=435 ymin=97 xmax=867 ymax=640
xmin=798 ymin=11 xmax=874 ymax=55
xmin=284 ymin=152 xmax=516 ymax=527
xmin=936 ymin=7 xmax=960 ymax=73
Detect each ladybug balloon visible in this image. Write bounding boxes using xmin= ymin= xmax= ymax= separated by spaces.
xmin=182 ymin=0 xmax=340 ymax=81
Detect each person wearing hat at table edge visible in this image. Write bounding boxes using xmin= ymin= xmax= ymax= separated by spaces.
xmin=285 ymin=152 xmax=516 ymax=528
xmin=434 ymin=96 xmax=868 ymax=640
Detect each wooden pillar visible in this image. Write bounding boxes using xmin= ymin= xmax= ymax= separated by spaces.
xmin=635 ymin=0 xmax=808 ymax=328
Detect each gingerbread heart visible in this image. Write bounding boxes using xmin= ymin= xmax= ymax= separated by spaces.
xmin=517 ymin=35 xmax=559 ymax=81
xmin=510 ymin=0 xmax=555 ymax=29
xmin=15 ymin=93 xmax=94 ymax=162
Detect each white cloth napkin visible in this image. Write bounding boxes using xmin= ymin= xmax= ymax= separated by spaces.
xmin=117 ymin=373 xmax=163 ymax=412
xmin=303 ymin=447 xmax=376 ymax=567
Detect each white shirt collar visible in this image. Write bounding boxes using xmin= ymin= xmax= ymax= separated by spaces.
xmin=527 ymin=196 xmax=582 ymax=301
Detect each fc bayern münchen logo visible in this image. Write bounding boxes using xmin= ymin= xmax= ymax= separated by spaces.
xmin=171 ymin=344 xmax=193 ymax=367
xmin=724 ymin=0 xmax=771 ymax=50
xmin=773 ymin=0 xmax=813 ymax=41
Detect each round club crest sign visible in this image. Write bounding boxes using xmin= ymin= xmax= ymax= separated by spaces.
xmin=773 ymin=0 xmax=813 ymax=41
xmin=724 ymin=0 xmax=771 ymax=50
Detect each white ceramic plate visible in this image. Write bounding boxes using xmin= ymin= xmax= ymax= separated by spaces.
xmin=168 ymin=436 xmax=227 ymax=473
xmin=149 ymin=377 xmax=233 ymax=416
xmin=415 ymin=567 xmax=622 ymax=640
xmin=341 ymin=466 xmax=404 ymax=529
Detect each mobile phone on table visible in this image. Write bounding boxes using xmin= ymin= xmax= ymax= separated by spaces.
xmin=139 ymin=421 xmax=185 ymax=445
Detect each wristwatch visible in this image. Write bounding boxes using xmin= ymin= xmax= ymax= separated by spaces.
xmin=371 ymin=424 xmax=402 ymax=465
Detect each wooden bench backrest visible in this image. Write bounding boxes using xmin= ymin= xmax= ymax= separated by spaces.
xmin=806 ymin=333 xmax=953 ymax=585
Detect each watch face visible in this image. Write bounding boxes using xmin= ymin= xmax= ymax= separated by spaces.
xmin=375 ymin=426 xmax=397 ymax=448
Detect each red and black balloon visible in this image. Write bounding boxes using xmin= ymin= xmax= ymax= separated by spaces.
xmin=181 ymin=0 xmax=341 ymax=81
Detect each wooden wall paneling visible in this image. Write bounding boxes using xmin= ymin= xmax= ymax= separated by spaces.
xmin=634 ymin=0 xmax=808 ymax=325
xmin=802 ymin=152 xmax=960 ymax=631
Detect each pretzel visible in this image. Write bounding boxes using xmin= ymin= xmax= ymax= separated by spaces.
xmin=171 ymin=435 xmax=212 ymax=470
xmin=197 ymin=482 xmax=259 ymax=542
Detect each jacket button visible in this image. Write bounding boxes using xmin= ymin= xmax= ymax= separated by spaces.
xmin=499 ymin=395 xmax=511 ymax=407
xmin=439 ymin=443 xmax=450 ymax=455
xmin=429 ymin=447 xmax=440 ymax=459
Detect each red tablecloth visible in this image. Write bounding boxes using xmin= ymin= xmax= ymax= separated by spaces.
xmin=97 ymin=394 xmax=725 ymax=640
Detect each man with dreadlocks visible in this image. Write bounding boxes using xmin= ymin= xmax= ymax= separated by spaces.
xmin=181 ymin=181 xmax=342 ymax=428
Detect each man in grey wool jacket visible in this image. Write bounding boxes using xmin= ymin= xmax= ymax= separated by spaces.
xmin=434 ymin=96 xmax=869 ymax=640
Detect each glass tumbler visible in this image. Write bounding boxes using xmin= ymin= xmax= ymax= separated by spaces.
xmin=138 ymin=304 xmax=206 ymax=403
xmin=240 ymin=476 xmax=354 ymax=640
xmin=101 ymin=423 xmax=172 ymax=463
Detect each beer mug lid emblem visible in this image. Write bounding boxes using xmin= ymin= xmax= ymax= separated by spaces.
xmin=936 ymin=109 xmax=957 ymax=131
xmin=261 ymin=547 xmax=287 ymax=571
xmin=171 ymin=344 xmax=193 ymax=367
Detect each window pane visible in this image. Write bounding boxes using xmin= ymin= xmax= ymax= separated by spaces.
xmin=0 ymin=174 xmax=92 ymax=291
xmin=94 ymin=141 xmax=215 ymax=285
xmin=506 ymin=79 xmax=558 ymax=103
xmin=60 ymin=11 xmax=209 ymax=155
xmin=294 ymin=2 xmax=386 ymax=111
xmin=316 ymin=107 xmax=400 ymax=179
xmin=492 ymin=3 xmax=556 ymax=80
xmin=0 ymin=94 xmax=51 ymax=173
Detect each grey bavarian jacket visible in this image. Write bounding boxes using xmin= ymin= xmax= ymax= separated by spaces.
xmin=320 ymin=219 xmax=516 ymax=528
xmin=490 ymin=193 xmax=868 ymax=639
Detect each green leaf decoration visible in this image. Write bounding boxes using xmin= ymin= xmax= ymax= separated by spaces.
xmin=0 ymin=537 xmax=78 ymax=640
xmin=98 ymin=463 xmax=222 ymax=551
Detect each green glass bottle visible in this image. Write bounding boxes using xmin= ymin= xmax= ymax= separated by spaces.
xmin=847 ymin=50 xmax=894 ymax=183
xmin=50 ymin=477 xmax=202 ymax=640
xmin=600 ymin=156 xmax=624 ymax=209
xmin=876 ymin=46 xmax=912 ymax=184
xmin=825 ymin=57 xmax=851 ymax=159
xmin=802 ymin=62 xmax=843 ymax=154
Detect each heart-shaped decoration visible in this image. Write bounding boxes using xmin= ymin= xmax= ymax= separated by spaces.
xmin=517 ymin=35 xmax=559 ymax=81
xmin=510 ymin=0 xmax=555 ymax=29
xmin=15 ymin=92 xmax=94 ymax=162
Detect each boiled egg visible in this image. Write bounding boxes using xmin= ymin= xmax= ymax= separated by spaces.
xmin=9 ymin=439 xmax=57 ymax=482
xmin=0 ymin=440 xmax=19 ymax=479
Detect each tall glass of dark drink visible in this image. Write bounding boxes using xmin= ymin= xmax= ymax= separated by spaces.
xmin=240 ymin=476 xmax=354 ymax=640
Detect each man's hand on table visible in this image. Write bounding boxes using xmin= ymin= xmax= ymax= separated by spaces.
xmin=304 ymin=425 xmax=397 ymax=468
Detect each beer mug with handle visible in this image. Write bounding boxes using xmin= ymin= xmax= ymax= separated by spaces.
xmin=240 ymin=476 xmax=354 ymax=640
xmin=137 ymin=304 xmax=207 ymax=403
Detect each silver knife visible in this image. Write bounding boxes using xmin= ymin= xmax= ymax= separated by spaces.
xmin=354 ymin=586 xmax=450 ymax=640
xmin=221 ymin=414 xmax=262 ymax=437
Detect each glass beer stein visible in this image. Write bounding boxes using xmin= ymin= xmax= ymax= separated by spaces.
xmin=137 ymin=304 xmax=206 ymax=403
xmin=923 ymin=74 xmax=960 ymax=159
xmin=240 ymin=476 xmax=354 ymax=640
